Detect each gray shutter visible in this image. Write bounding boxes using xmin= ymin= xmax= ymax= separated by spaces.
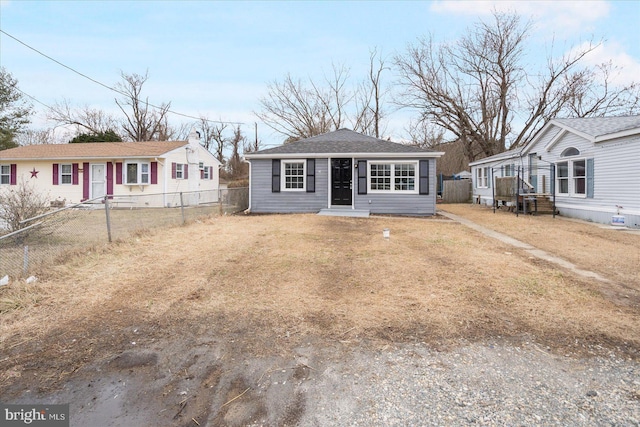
xmin=272 ymin=159 xmax=281 ymax=193
xmin=306 ymin=159 xmax=315 ymax=193
xmin=550 ymin=164 xmax=555 ymax=195
xmin=419 ymin=160 xmax=430 ymax=195
xmin=586 ymin=158 xmax=594 ymax=198
xmin=357 ymin=160 xmax=367 ymax=194
xmin=487 ymin=168 xmax=491 ymax=188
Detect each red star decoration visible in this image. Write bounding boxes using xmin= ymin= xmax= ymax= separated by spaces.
xmin=30 ymin=168 xmax=39 ymax=178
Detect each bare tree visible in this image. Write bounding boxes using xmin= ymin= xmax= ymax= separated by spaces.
xmin=224 ymin=126 xmax=247 ymax=180
xmin=405 ymin=118 xmax=445 ymax=149
xmin=353 ymin=48 xmax=389 ymax=138
xmin=255 ymin=65 xmax=352 ymax=142
xmin=15 ymin=128 xmax=60 ymax=145
xmin=48 ymin=99 xmax=120 ymax=136
xmin=563 ymin=61 xmax=640 ymax=118
xmin=115 ymin=71 xmax=171 ymax=141
xmin=395 ymin=11 xmax=640 ymax=163
xmin=197 ymin=117 xmax=228 ymax=163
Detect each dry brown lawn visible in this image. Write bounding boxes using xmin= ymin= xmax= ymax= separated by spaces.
xmin=441 ymin=203 xmax=640 ymax=290
xmin=1 ymin=207 xmax=639 ymax=398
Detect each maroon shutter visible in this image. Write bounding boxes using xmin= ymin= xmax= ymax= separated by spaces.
xmin=72 ymin=163 xmax=79 ymax=185
xmin=171 ymin=162 xmax=176 ymax=179
xmin=209 ymin=166 xmax=213 ymax=180
xmin=200 ymin=168 xmax=204 ymax=179
xmin=82 ymin=162 xmax=90 ymax=201
xmin=151 ymin=161 xmax=158 ymax=184
xmin=116 ymin=162 xmax=123 ymax=185
xmin=184 ymin=164 xmax=188 ymax=179
xmin=10 ymin=164 xmax=17 ymax=185
xmin=53 ymin=164 xmax=59 ymax=185
xmin=106 ymin=162 xmax=114 ymax=196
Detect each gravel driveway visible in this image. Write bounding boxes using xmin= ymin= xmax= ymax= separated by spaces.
xmin=301 ymin=340 xmax=639 ymax=426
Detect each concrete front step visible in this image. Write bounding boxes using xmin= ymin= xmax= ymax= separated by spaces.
xmin=317 ymin=208 xmax=370 ymax=218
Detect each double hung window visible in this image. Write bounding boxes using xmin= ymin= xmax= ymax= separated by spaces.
xmin=282 ymin=160 xmax=305 ymax=191
xmin=125 ymin=162 xmax=150 ymax=185
xmin=556 ymin=147 xmax=588 ymax=197
xmin=60 ymin=164 xmax=73 ymax=184
xmin=476 ymin=167 xmax=489 ymax=188
xmin=1 ymin=165 xmax=11 ymax=185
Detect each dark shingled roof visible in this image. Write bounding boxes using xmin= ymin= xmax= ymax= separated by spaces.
xmin=249 ymin=128 xmax=434 ymax=156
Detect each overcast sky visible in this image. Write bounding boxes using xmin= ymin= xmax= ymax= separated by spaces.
xmin=1 ymin=0 xmax=639 ymax=147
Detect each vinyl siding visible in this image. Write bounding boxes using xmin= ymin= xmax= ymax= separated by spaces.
xmin=250 ymin=157 xmax=438 ymax=215
xmin=250 ymin=158 xmax=329 ymax=213
xmin=471 ymin=123 xmax=640 ymax=227
xmin=354 ymin=158 xmax=436 ymax=215
xmin=533 ymin=125 xmax=563 ymax=152
xmin=470 ymin=166 xmax=495 ymax=206
xmin=547 ymin=131 xmax=640 ymax=221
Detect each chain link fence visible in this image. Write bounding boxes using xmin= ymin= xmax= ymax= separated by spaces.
xmin=0 ymin=187 xmax=248 ymax=279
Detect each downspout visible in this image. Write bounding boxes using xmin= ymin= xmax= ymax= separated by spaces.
xmin=491 ymin=167 xmax=495 ymax=214
xmin=244 ymin=159 xmax=252 ymax=214
xmin=552 ymin=163 xmax=556 ymax=219
xmin=516 ymin=165 xmax=520 ymax=218
xmin=327 ymin=157 xmax=332 ymax=209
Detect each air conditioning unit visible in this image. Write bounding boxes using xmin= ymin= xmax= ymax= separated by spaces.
xmin=198 ymin=162 xmax=204 ymax=170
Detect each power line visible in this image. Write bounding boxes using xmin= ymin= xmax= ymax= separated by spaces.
xmin=13 ymin=86 xmax=56 ymax=112
xmin=0 ymin=29 xmax=244 ymax=126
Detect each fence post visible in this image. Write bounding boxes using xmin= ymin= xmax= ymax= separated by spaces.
xmin=104 ymin=196 xmax=112 ymax=243
xmin=23 ymin=245 xmax=29 ymax=276
xmin=180 ymin=192 xmax=186 ymax=224
xmin=218 ymin=188 xmax=223 ymax=216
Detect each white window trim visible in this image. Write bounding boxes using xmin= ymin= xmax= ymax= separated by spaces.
xmin=175 ymin=163 xmax=185 ymax=180
xmin=124 ymin=161 xmax=151 ymax=185
xmin=60 ymin=163 xmax=73 ymax=185
xmin=281 ymin=159 xmax=306 ymax=192
xmin=476 ymin=167 xmax=489 ymax=188
xmin=203 ymin=166 xmax=211 ymax=180
xmin=504 ymin=164 xmax=513 ymax=177
xmin=556 ymin=158 xmax=587 ymax=198
xmin=368 ymin=161 xmax=419 ymax=194
xmin=0 ymin=164 xmax=11 ymax=185
xmin=571 ymin=158 xmax=587 ymax=198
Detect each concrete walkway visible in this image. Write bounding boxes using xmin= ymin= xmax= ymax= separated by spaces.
xmin=438 ymin=210 xmax=611 ymax=283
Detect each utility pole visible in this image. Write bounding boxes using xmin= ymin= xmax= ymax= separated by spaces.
xmin=254 ymin=122 xmax=258 ymax=151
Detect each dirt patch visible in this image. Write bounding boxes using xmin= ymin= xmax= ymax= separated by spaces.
xmin=1 ymin=209 xmax=639 ymax=424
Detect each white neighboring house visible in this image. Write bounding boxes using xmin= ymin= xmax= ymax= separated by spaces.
xmin=0 ymin=130 xmax=221 ymax=209
xmin=469 ymin=115 xmax=640 ymax=228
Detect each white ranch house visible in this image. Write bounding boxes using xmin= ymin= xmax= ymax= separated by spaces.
xmin=469 ymin=115 xmax=640 ymax=228
xmin=0 ymin=130 xmax=221 ymax=209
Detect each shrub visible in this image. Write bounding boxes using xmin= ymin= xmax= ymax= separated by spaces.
xmin=0 ymin=179 xmax=50 ymax=233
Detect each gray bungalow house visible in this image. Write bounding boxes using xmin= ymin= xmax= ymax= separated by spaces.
xmin=469 ymin=115 xmax=640 ymax=227
xmin=244 ymin=129 xmax=443 ymax=216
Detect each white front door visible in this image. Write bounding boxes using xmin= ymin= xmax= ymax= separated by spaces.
xmin=91 ymin=164 xmax=106 ymax=199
